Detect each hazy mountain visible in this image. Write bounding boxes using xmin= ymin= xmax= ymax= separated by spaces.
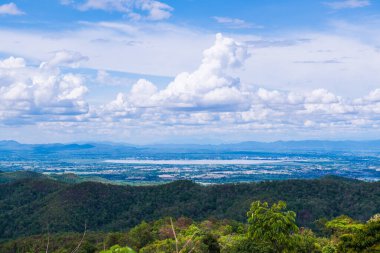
xmin=1 ymin=140 xmax=379 ymax=153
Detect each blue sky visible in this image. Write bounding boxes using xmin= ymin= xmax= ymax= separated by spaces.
xmin=0 ymin=0 xmax=380 ymax=144
xmin=2 ymin=1 xmax=379 ymax=31
xmin=0 ymin=1 xmax=373 ymax=34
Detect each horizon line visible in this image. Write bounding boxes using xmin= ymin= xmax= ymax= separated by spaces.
xmin=1 ymin=139 xmax=380 ymax=146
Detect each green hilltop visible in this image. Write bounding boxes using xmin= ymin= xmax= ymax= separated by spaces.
xmin=0 ymin=172 xmax=379 ymax=240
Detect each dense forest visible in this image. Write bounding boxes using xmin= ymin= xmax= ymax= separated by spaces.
xmin=0 ymin=171 xmax=379 ymax=252
xmin=1 ymin=201 xmax=379 ymax=252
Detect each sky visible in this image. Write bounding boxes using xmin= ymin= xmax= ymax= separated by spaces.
xmin=0 ymin=0 xmax=380 ymax=144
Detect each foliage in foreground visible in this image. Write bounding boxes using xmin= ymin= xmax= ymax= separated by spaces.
xmin=1 ymin=201 xmax=379 ymax=253
xmin=100 ymin=245 xmax=136 ymax=253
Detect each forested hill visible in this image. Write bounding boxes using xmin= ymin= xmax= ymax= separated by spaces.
xmin=0 ymin=172 xmax=379 ymax=240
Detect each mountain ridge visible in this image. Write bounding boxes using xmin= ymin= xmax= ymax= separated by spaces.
xmin=1 ymin=139 xmax=380 ymax=152
xmin=1 ymin=172 xmax=379 ymax=240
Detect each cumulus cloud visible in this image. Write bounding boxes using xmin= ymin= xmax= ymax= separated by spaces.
xmin=2 ymin=18 xmax=379 ymax=96
xmin=0 ymin=2 xmax=24 ymax=15
xmin=103 ymin=34 xmax=250 ymax=114
xmin=364 ymin=89 xmax=380 ymax=102
xmin=62 ymin=0 xmax=173 ymax=20
xmin=0 ymin=56 xmax=89 ymax=124
xmin=99 ymin=34 xmax=380 ymax=133
xmin=1 ymin=33 xmax=379 ymax=140
xmin=154 ymin=33 xmax=250 ymax=110
xmin=325 ymin=0 xmax=370 ymax=9
xmin=0 ymin=57 xmax=25 ymax=68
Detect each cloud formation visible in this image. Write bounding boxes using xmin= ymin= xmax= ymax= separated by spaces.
xmin=1 ymin=34 xmax=379 ymax=142
xmin=103 ymin=33 xmax=250 ymax=115
xmin=62 ymin=0 xmax=173 ymax=20
xmin=0 ymin=2 xmax=24 ymax=15
xmin=41 ymin=50 xmax=88 ymax=69
xmin=325 ymin=0 xmax=370 ymax=9
xmin=1 ymin=19 xmax=379 ymax=98
xmin=213 ymin=17 xmax=262 ymax=29
xmin=0 ymin=53 xmax=89 ymax=124
xmin=99 ymin=34 xmax=380 ymax=134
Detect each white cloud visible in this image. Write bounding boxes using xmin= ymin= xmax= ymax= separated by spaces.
xmin=1 ymin=20 xmax=380 ymax=141
xmin=0 ymin=2 xmax=24 ymax=15
xmin=325 ymin=0 xmax=370 ymax=9
xmin=129 ymin=79 xmax=158 ymax=105
xmin=103 ymin=34 xmax=250 ymax=113
xmin=213 ymin=16 xmax=262 ymax=29
xmin=154 ymin=33 xmax=250 ymax=110
xmin=63 ymin=0 xmax=173 ymax=20
xmin=0 ymin=57 xmax=25 ymax=68
xmin=241 ymin=30 xmax=380 ymax=98
xmin=0 ymin=56 xmax=89 ymax=124
xmin=305 ymin=89 xmax=339 ymax=104
xmin=40 ymin=50 xmax=88 ymax=69
xmin=0 ymin=21 xmax=211 ymax=78
xmin=2 ymin=19 xmax=380 ymax=99
xmin=99 ymin=34 xmax=380 ymax=135
xmin=95 ymin=70 xmax=136 ymax=86
xmin=139 ymin=0 xmax=172 ymax=20
xmin=365 ymin=89 xmax=380 ymax=102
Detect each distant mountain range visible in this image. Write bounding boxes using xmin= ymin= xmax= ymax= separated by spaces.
xmin=1 ymin=140 xmax=380 ymax=153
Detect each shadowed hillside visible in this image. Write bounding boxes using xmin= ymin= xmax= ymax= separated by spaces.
xmin=0 ymin=174 xmax=379 ymax=240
